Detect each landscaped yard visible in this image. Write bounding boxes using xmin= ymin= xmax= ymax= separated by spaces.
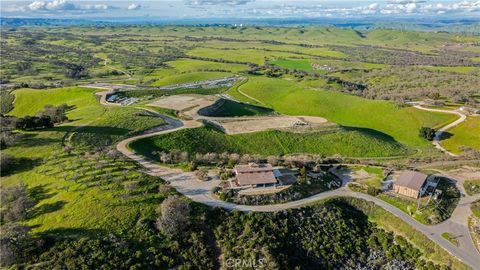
xmin=217 ymin=172 xmax=339 ymax=205
xmin=350 ymin=165 xmax=385 ymax=189
xmin=441 ymin=232 xmax=459 ymax=246
xmin=464 ymin=179 xmax=480 ymax=196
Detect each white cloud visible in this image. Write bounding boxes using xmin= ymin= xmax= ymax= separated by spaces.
xmin=388 ymin=0 xmax=426 ymax=4
xmin=185 ymin=0 xmax=254 ymax=6
xmin=26 ymin=0 xmax=111 ymax=11
xmin=127 ymin=3 xmax=142 ymax=10
xmin=28 ymin=1 xmax=46 ymax=11
xmin=46 ymin=0 xmax=75 ymax=10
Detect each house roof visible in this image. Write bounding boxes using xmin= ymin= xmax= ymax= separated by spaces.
xmin=235 ymin=163 xmax=277 ymax=186
xmin=236 ymin=171 xmax=277 ymax=186
xmin=395 ymin=171 xmax=428 ymax=191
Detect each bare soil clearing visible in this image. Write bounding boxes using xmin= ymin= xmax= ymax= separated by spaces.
xmin=218 ymin=116 xmax=327 ymax=134
xmin=148 ymin=94 xmax=217 ymax=111
xmin=148 ymin=94 xmax=328 ymax=134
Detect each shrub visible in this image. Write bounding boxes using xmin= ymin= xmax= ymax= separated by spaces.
xmin=156 ymin=195 xmax=190 ymax=237
xmin=419 ymin=127 xmax=436 ymax=141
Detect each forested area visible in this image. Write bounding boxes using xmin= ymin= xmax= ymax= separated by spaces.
xmin=0 ymin=192 xmax=449 ymax=269
xmin=331 ymin=45 xmax=479 ymax=67
xmin=214 ymin=199 xmax=447 ymax=269
xmin=350 ymin=67 xmax=480 ymax=103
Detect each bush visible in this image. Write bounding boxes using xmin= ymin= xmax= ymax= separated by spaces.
xmin=419 ymin=127 xmax=436 ymax=141
xmin=0 ymin=154 xmax=14 ymax=174
xmin=156 ymin=195 xmax=190 ymax=237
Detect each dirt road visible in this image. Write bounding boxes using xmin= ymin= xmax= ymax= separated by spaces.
xmin=412 ymin=104 xmax=466 ymax=156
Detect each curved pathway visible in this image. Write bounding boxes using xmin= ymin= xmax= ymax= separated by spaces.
xmin=412 ymin=104 xmax=467 ymax=156
xmin=101 ymin=95 xmax=480 ymax=269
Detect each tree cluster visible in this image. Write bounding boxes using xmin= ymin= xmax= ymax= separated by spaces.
xmin=1 ymin=104 xmax=69 ymax=131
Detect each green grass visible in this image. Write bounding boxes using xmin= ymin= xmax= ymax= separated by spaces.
xmin=3 ymin=87 xmax=172 ymax=235
xmin=442 ymin=116 xmax=480 ymax=155
xmin=187 ymin=47 xmax=306 ymax=65
xmin=167 ymin=58 xmax=248 ymax=73
xmin=199 ymin=99 xmax=274 ymax=117
xmin=150 ymin=71 xmax=232 ymax=86
xmin=70 ymin=107 xmax=166 ymax=149
xmin=129 ymin=125 xmax=410 ymax=159
xmin=464 ymin=179 xmax=480 ymax=196
xmin=9 ymin=87 xmax=102 ymax=119
xmin=472 ymin=200 xmax=480 ymax=218
xmin=350 ymin=165 xmax=384 ymax=189
xmin=271 ymin=59 xmax=313 ymax=71
xmin=441 ymin=232 xmax=459 ymax=246
xmin=230 ymin=76 xmax=457 ymax=148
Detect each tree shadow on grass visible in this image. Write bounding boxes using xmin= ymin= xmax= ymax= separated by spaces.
xmin=342 ymin=126 xmax=399 ymax=143
xmin=20 ymin=135 xmax=63 ymax=147
xmin=2 ymin=157 xmax=43 ymax=176
xmin=439 ymin=131 xmax=453 ymax=141
xmin=28 ymin=200 xmax=67 ymax=220
xmin=28 ymin=184 xmax=57 ymax=203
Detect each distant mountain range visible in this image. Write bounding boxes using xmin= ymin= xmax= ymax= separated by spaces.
xmin=1 ymin=17 xmax=479 ymax=34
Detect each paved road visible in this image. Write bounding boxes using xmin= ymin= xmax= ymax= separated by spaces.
xmin=108 ymin=97 xmax=480 ymax=269
xmin=413 ymin=105 xmax=467 ymax=157
xmin=118 ymin=136 xmax=480 ymax=269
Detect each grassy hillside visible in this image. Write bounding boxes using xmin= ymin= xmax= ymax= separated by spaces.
xmin=167 ymin=58 xmax=248 ymax=73
xmin=3 ymin=87 xmax=171 ymax=235
xmin=271 ymin=59 xmax=313 ymax=71
xmin=10 ymin=87 xmax=103 ymax=119
xmin=229 ymin=76 xmax=457 ymax=148
xmin=200 ymin=99 xmax=274 ymax=117
xmin=442 ymin=116 xmax=480 ymax=154
xmin=129 ymin=125 xmax=410 ymax=158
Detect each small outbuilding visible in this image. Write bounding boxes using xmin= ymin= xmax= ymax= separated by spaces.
xmin=393 ymin=171 xmax=429 ymax=199
xmin=234 ymin=163 xmax=278 ymax=188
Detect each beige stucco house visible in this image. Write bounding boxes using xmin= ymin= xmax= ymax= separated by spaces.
xmin=393 ymin=171 xmax=429 ymax=199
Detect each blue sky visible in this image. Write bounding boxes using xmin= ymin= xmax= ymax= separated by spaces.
xmin=1 ymin=0 xmax=480 ymax=20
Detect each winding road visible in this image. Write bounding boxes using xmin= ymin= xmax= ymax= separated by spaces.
xmin=412 ymin=104 xmax=467 ymax=157
xmin=82 ymin=88 xmax=480 ymax=269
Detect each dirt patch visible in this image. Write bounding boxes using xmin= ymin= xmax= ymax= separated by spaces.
xmin=352 ymin=169 xmax=373 ymax=180
xmin=149 ymin=95 xmax=217 ymax=111
xmin=218 ymin=116 xmax=327 ymax=134
xmin=446 ymin=166 xmax=480 ymax=181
